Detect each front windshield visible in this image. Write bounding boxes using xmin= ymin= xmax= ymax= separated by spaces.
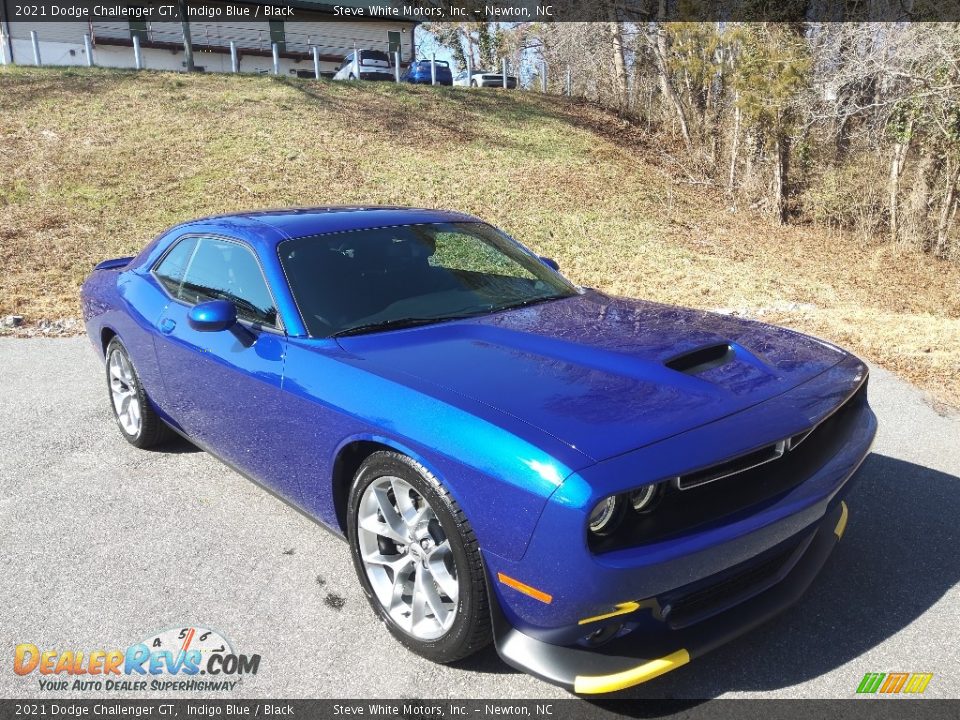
xmin=278 ymin=222 xmax=577 ymax=337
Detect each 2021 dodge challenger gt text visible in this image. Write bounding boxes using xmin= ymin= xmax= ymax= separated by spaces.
xmin=81 ymin=207 xmax=876 ymax=694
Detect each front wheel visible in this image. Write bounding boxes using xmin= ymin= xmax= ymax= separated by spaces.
xmin=347 ymin=451 xmax=491 ymax=663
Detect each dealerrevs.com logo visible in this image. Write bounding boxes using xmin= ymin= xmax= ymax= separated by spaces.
xmin=14 ymin=627 xmax=260 ymax=692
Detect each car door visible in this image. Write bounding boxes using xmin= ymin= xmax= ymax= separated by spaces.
xmin=151 ymin=235 xmax=298 ymax=501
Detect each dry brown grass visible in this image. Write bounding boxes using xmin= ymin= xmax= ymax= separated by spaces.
xmin=1 ymin=66 xmax=958 ymax=407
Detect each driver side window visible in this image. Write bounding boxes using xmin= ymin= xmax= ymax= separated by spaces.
xmin=156 ymin=237 xmax=278 ymax=328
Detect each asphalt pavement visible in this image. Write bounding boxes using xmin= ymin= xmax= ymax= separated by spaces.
xmin=0 ymin=337 xmax=957 ymax=700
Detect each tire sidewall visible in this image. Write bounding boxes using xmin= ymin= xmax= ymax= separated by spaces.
xmin=346 ymin=452 xmax=480 ymax=663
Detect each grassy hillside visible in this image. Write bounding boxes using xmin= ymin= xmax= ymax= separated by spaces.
xmin=1 ymin=66 xmax=958 ymax=408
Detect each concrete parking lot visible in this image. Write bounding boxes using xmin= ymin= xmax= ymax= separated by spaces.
xmin=1 ymin=337 xmax=957 ymax=700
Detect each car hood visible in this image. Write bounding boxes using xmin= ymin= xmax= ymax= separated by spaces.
xmin=337 ymin=291 xmax=847 ymax=461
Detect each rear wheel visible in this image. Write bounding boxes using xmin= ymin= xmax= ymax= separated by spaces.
xmin=347 ymin=451 xmax=491 ymax=663
xmin=105 ymin=337 xmax=171 ymax=449
xmin=470 ymin=79 xmax=478 ymax=87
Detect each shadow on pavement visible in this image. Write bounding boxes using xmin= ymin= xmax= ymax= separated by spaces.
xmin=153 ymin=432 xmax=202 ymax=454
xmin=451 ymin=643 xmax=517 ymax=676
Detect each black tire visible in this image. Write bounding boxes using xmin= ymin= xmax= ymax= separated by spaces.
xmin=347 ymin=451 xmax=492 ymax=663
xmin=470 ymin=79 xmax=478 ymax=87
xmin=105 ymin=337 xmax=172 ymax=449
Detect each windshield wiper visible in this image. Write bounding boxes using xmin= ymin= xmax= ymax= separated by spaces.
xmin=494 ymin=294 xmax=564 ymax=312
xmin=330 ymin=313 xmax=479 ymax=338
xmin=330 ymin=296 xmax=565 ymax=338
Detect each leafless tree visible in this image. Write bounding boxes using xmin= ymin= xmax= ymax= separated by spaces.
xmin=425 ymin=19 xmax=960 ymax=257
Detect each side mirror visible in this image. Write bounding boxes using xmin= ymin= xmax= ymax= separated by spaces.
xmin=539 ymin=256 xmax=560 ymax=271
xmin=188 ymin=300 xmax=237 ymax=332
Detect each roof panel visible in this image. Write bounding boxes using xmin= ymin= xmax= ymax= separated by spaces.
xmin=177 ymin=206 xmax=483 ymax=249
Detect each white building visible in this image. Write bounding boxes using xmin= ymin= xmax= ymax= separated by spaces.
xmin=0 ymin=1 xmax=419 ymax=77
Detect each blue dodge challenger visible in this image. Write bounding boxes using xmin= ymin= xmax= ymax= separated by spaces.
xmin=81 ymin=207 xmax=876 ymax=693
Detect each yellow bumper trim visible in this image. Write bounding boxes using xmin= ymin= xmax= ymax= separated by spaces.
xmin=834 ymin=501 xmax=849 ymax=539
xmin=578 ymin=602 xmax=641 ymax=625
xmin=573 ymin=649 xmax=690 ymax=694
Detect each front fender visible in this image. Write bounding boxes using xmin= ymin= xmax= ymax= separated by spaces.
xmin=281 ymin=338 xmax=593 ymax=560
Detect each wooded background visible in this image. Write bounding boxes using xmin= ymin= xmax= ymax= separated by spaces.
xmin=426 ymin=21 xmax=960 ymax=261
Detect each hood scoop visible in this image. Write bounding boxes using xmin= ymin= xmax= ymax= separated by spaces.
xmin=665 ymin=343 xmax=735 ymax=376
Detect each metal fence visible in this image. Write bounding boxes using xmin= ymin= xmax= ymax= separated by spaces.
xmin=0 ymin=27 xmax=578 ymax=97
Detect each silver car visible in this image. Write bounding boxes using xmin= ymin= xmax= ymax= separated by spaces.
xmin=453 ymin=70 xmax=518 ymax=88
xmin=333 ymin=50 xmax=395 ymax=82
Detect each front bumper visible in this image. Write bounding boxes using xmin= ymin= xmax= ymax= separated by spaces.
xmin=482 ymin=353 xmax=875 ymax=692
xmin=477 ymin=78 xmax=518 ymax=88
xmin=493 ymin=499 xmax=851 ymax=694
xmin=359 ymin=71 xmax=395 ymax=82
xmin=408 ymin=76 xmax=453 ymax=85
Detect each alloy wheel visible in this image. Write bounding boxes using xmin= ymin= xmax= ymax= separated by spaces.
xmin=108 ymin=349 xmax=141 ymax=436
xmin=357 ymin=476 xmax=459 ymax=640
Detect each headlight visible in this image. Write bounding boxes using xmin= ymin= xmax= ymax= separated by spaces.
xmin=588 ymin=483 xmax=665 ymax=536
xmin=629 ymin=484 xmax=659 ymax=513
xmin=588 ymin=496 xmax=622 ymax=535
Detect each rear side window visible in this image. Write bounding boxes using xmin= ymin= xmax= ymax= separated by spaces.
xmin=361 ymin=50 xmax=390 ymax=66
xmin=155 ymin=237 xmax=278 ymax=328
xmin=154 ymin=237 xmax=197 ymax=298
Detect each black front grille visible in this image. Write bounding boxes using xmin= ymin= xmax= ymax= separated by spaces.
xmin=677 ymin=440 xmax=785 ymax=490
xmin=589 ymin=379 xmax=868 ymax=553
xmin=664 ymin=536 xmax=806 ymax=628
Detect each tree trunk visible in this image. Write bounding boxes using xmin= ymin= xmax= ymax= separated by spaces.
xmin=465 ymin=28 xmax=475 ymax=69
xmin=728 ymin=90 xmax=741 ymax=195
xmin=907 ymin=152 xmax=937 ymax=251
xmin=936 ymin=158 xmax=960 ymax=258
xmin=178 ymin=0 xmax=194 ymax=72
xmin=744 ymin=130 xmax=756 ymax=187
xmin=607 ymin=18 xmax=629 ymax=112
xmin=888 ymin=118 xmax=913 ymax=243
xmin=649 ymin=24 xmax=692 ymax=150
xmin=773 ymin=132 xmax=790 ymax=225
